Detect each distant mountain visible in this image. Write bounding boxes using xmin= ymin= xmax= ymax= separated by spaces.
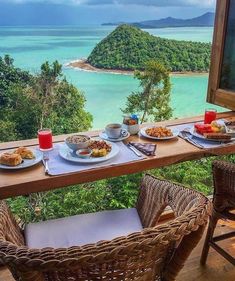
xmin=102 ymin=12 xmax=215 ymax=28
xmin=87 ymin=24 xmax=211 ymax=72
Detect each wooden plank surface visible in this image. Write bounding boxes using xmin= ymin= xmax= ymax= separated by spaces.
xmin=0 ymin=112 xmax=235 ymax=200
xmin=177 ymin=219 xmax=235 ymax=281
xmin=1 ymin=219 xmax=234 ymax=281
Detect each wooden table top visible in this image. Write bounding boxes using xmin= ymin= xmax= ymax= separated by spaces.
xmin=1 ymin=112 xmax=235 ymax=200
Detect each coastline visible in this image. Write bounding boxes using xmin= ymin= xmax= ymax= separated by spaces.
xmin=65 ymin=59 xmax=209 ymax=76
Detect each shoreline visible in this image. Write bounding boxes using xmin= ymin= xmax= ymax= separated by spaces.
xmin=65 ymin=59 xmax=209 ymax=76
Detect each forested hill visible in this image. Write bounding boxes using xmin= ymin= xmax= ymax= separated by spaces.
xmin=87 ymin=25 xmax=211 ymax=72
xmin=103 ymin=12 xmax=215 ymax=28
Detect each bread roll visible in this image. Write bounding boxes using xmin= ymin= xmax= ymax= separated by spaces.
xmin=0 ymin=153 xmax=22 ymax=166
xmin=14 ymin=147 xmax=35 ymax=159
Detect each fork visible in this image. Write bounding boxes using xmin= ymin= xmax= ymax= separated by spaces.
xmin=180 ymin=131 xmax=204 ymax=149
xmin=43 ymin=153 xmax=50 ymax=175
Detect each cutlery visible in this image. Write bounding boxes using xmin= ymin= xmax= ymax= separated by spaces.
xmin=180 ymin=131 xmax=204 ymax=149
xmin=43 ymin=153 xmax=50 ymax=174
xmin=126 ymin=143 xmax=143 ymax=157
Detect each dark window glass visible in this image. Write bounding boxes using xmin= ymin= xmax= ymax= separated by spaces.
xmin=220 ymin=0 xmax=235 ymax=90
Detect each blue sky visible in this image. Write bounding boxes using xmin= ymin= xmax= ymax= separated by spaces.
xmin=0 ymin=0 xmax=216 ymax=25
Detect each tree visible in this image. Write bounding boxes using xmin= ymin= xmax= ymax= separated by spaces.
xmin=122 ymin=60 xmax=173 ymax=123
xmin=0 ymin=56 xmax=93 ymax=141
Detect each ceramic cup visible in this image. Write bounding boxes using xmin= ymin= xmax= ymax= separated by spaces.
xmin=122 ymin=124 xmax=140 ymax=135
xmin=105 ymin=123 xmax=128 ymax=139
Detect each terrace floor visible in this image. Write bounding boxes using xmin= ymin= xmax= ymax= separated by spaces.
xmin=0 ymin=219 xmax=234 ymax=281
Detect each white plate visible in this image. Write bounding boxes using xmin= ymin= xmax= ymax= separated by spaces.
xmin=99 ymin=131 xmax=130 ymax=142
xmin=59 ymin=141 xmax=120 ymax=164
xmin=140 ymin=126 xmax=179 ymax=140
xmin=0 ymin=149 xmax=43 ymax=170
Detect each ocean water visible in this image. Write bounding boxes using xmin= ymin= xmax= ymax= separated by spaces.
xmin=0 ymin=25 xmax=224 ymax=129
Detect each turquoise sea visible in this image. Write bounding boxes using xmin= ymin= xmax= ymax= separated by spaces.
xmin=0 ymin=25 xmax=224 ymax=129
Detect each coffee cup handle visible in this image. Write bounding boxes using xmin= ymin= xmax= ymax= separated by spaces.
xmin=121 ymin=129 xmax=128 ymax=137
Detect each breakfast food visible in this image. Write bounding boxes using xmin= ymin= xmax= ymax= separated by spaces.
xmin=66 ymin=135 xmax=90 ymax=144
xmin=211 ymin=121 xmax=226 ymax=133
xmin=204 ymin=133 xmax=232 ymax=140
xmin=0 ymin=146 xmax=35 ymax=167
xmin=88 ymin=140 xmax=112 ymax=157
xmin=145 ymin=127 xmax=173 ymax=138
xmin=123 ymin=114 xmax=139 ymax=125
xmin=194 ymin=121 xmax=226 ymax=136
xmin=14 ymin=147 xmax=35 ymax=159
xmin=0 ymin=153 xmax=22 ymax=166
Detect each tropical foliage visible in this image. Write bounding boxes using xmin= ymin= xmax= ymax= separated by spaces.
xmin=122 ymin=60 xmax=172 ymax=123
xmin=0 ymin=55 xmax=92 ymax=141
xmin=88 ymin=24 xmax=211 ymax=72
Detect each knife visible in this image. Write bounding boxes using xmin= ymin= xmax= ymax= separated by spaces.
xmin=126 ymin=143 xmax=143 ymax=157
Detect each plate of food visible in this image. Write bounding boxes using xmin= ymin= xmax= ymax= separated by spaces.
xmin=59 ymin=138 xmax=120 ymax=164
xmin=0 ymin=147 xmax=43 ymax=170
xmin=140 ymin=126 xmax=179 ymax=140
xmin=190 ymin=121 xmax=233 ymax=142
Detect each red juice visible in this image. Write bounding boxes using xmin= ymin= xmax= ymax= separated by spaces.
xmin=38 ymin=129 xmax=53 ymax=151
xmin=204 ymin=109 xmax=217 ymax=124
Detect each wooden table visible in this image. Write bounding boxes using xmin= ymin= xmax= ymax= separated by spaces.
xmin=1 ymin=112 xmax=235 ymax=200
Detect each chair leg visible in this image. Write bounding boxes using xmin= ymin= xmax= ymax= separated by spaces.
xmin=200 ymin=214 xmax=218 ymax=265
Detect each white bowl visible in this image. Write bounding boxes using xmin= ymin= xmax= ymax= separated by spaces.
xmin=65 ymin=135 xmax=90 ymax=151
xmin=76 ymin=148 xmax=92 ymax=159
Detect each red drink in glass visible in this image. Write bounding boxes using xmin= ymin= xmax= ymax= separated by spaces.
xmin=38 ymin=129 xmax=53 ymax=151
xmin=204 ymin=109 xmax=217 ymax=124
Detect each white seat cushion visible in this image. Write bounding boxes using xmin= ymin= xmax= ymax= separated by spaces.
xmin=25 ymin=208 xmax=143 ymax=248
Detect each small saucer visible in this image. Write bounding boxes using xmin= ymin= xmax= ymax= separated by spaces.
xmin=99 ymin=131 xmax=130 ymax=142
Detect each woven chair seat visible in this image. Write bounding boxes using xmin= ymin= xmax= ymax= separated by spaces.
xmin=0 ymin=174 xmax=211 ymax=281
xmin=25 ymin=208 xmax=143 ymax=248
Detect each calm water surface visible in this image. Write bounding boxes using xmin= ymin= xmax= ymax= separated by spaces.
xmin=0 ymin=25 xmax=224 ymax=129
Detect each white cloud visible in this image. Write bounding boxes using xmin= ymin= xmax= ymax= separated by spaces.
xmin=0 ymin=0 xmax=216 ymax=7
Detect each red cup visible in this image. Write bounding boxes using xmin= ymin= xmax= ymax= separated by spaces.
xmin=204 ymin=109 xmax=217 ymax=124
xmin=38 ymin=129 xmax=53 ymax=151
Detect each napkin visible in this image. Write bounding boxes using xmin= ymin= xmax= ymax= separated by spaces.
xmin=129 ymin=142 xmax=156 ymax=156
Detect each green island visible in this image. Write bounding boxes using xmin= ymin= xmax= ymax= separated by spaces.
xmin=87 ymin=24 xmax=211 ymax=72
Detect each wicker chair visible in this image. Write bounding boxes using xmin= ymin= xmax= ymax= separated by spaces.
xmin=201 ymin=160 xmax=235 ymax=266
xmin=0 ymin=174 xmax=211 ymax=281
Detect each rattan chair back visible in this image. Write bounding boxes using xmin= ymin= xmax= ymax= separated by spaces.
xmin=0 ymin=175 xmax=211 ymax=281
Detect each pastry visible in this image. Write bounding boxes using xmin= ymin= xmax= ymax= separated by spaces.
xmin=0 ymin=153 xmax=22 ymax=166
xmin=14 ymin=147 xmax=35 ymax=159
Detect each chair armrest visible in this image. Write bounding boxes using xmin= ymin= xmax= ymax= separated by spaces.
xmin=136 ymin=174 xmax=169 ymax=228
xmin=0 ymin=201 xmax=25 ymax=246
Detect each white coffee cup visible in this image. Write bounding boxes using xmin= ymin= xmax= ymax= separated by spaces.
xmin=105 ymin=123 xmax=128 ymax=139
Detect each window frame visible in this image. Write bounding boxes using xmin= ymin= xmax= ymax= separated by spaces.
xmin=207 ymin=0 xmax=235 ymax=109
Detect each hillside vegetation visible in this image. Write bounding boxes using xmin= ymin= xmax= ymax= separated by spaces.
xmin=87 ymin=24 xmax=211 ymax=72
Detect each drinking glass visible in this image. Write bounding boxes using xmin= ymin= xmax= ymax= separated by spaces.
xmin=38 ymin=128 xmax=53 ymax=151
xmin=204 ymin=109 xmax=217 ymax=124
